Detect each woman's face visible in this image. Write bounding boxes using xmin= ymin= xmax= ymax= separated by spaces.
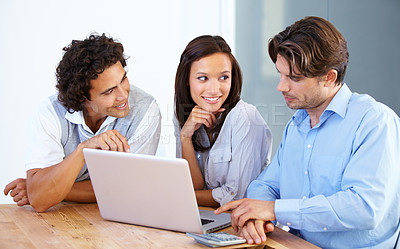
xmin=189 ymin=52 xmax=232 ymax=113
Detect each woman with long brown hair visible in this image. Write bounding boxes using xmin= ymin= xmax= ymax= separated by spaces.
xmin=174 ymin=35 xmax=272 ymax=207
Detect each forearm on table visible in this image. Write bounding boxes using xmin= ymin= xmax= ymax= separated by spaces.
xmin=64 ymin=180 xmax=96 ymax=202
xmin=27 ymin=145 xmax=86 ymax=212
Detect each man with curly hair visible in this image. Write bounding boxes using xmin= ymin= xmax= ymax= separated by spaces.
xmin=4 ymin=34 xmax=161 ymax=212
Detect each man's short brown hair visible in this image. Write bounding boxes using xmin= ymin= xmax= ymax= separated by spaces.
xmin=268 ymin=16 xmax=349 ymax=85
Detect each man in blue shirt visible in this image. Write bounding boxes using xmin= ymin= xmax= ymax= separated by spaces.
xmin=215 ymin=16 xmax=400 ymax=248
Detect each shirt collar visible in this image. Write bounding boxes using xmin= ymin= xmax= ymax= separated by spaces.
xmin=324 ymin=83 xmax=352 ymax=119
xmin=65 ymin=110 xmax=117 ymax=133
xmin=292 ymin=83 xmax=352 ymax=126
xmin=65 ymin=110 xmax=85 ymax=125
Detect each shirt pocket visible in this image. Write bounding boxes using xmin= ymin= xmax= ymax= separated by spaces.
xmin=209 ymin=148 xmax=232 ymax=163
xmin=207 ymin=148 xmax=232 ymax=187
xmin=309 ymin=155 xmax=345 ymax=196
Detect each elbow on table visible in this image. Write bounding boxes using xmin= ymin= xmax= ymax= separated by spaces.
xmin=31 ymin=204 xmax=50 ymax=213
xmin=28 ymin=192 xmax=61 ymax=213
xmin=26 ymin=169 xmax=64 ymax=212
xmin=30 ymin=200 xmax=60 ymax=213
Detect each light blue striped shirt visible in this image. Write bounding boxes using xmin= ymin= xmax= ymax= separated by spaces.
xmin=247 ymin=84 xmax=400 ymax=249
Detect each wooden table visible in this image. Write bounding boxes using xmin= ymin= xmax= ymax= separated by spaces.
xmin=0 ymin=202 xmax=320 ymax=249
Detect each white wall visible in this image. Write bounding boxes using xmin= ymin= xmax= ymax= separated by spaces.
xmin=0 ymin=0 xmax=235 ymax=204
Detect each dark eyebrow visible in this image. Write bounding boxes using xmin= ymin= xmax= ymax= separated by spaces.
xmin=195 ymin=70 xmax=231 ymax=75
xmin=100 ymin=71 xmax=127 ymax=95
xmin=120 ymin=71 xmax=127 ymax=83
xmin=100 ymin=86 xmax=117 ymax=95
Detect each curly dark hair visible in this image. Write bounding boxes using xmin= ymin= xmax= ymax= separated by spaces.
xmin=175 ymin=35 xmax=242 ymax=152
xmin=55 ymin=33 xmax=127 ymax=112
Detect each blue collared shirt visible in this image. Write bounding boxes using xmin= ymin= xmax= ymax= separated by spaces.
xmin=247 ymin=84 xmax=400 ymax=249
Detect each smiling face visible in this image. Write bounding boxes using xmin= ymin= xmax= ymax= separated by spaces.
xmin=189 ymin=52 xmax=232 ymax=113
xmin=83 ymin=61 xmax=130 ymax=128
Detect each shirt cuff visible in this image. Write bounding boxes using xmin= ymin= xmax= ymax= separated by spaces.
xmin=212 ymin=187 xmax=236 ymax=206
xmin=275 ymin=199 xmax=301 ymax=229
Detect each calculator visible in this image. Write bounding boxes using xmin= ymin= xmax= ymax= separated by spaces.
xmin=186 ymin=232 xmax=246 ymax=247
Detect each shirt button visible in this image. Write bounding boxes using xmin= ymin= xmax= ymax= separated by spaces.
xmin=304 ymin=170 xmax=308 ymax=175
xmin=307 ymin=144 xmax=312 ymax=149
xmin=302 ymin=196 xmax=307 ymax=200
xmin=286 ymin=222 xmax=291 ymax=226
xmin=323 ymin=227 xmax=327 ymax=231
xmin=231 ymin=192 xmax=235 ymax=196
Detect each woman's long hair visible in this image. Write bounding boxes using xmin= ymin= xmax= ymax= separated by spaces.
xmin=174 ymin=35 xmax=243 ymax=151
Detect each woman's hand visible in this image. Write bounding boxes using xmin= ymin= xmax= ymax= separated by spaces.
xmin=180 ymin=106 xmax=224 ymax=139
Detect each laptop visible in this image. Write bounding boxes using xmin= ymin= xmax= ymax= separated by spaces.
xmin=83 ymin=148 xmax=231 ymax=234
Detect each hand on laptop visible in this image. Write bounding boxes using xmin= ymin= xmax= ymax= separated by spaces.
xmin=81 ymin=129 xmax=131 ymax=153
xmin=4 ymin=178 xmax=29 ymax=206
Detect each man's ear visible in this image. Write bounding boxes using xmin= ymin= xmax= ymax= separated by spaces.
xmin=323 ymin=69 xmax=338 ymax=87
xmin=81 ymin=96 xmax=88 ymax=107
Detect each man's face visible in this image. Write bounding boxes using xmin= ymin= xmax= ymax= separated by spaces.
xmin=275 ymin=54 xmax=331 ymax=114
xmin=83 ymin=61 xmax=130 ymax=123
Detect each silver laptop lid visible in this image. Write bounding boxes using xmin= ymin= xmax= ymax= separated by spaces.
xmin=83 ymin=148 xmax=230 ymax=233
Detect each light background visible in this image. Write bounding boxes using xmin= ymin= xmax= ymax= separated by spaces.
xmin=1 ymin=0 xmax=399 ymax=204
xmin=0 ymin=0 xmax=235 ymax=204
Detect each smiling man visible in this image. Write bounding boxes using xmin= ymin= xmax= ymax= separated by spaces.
xmin=215 ymin=16 xmax=400 ymax=248
xmin=4 ymin=34 xmax=161 ymax=212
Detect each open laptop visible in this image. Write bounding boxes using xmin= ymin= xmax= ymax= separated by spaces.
xmin=83 ymin=148 xmax=231 ymax=234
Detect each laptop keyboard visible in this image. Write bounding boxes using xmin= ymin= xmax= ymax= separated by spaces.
xmin=201 ymin=218 xmax=214 ymax=225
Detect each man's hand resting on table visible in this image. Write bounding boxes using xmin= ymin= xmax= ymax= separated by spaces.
xmin=215 ymin=198 xmax=276 ymax=244
xmin=4 ymin=178 xmax=29 ymax=206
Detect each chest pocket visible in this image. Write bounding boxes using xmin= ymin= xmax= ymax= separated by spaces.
xmin=206 ymin=148 xmax=232 ymax=187
xmin=209 ymin=148 xmax=232 ymax=163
